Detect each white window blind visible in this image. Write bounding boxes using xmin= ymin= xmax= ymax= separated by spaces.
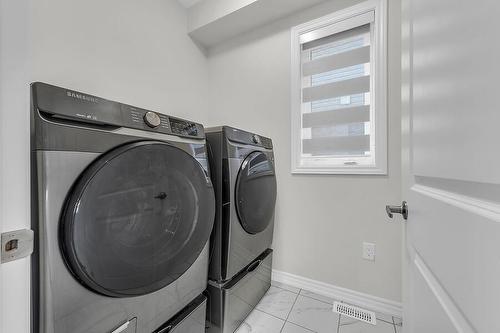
xmin=291 ymin=2 xmax=387 ymax=174
xmin=302 ymin=22 xmax=372 ymax=158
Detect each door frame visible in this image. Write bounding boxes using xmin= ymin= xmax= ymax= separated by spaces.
xmin=400 ymin=0 xmax=412 ymax=328
xmin=0 ymin=0 xmax=33 ymax=332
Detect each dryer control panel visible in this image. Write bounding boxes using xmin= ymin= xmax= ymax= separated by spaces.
xmin=220 ymin=126 xmax=273 ymax=149
xmin=32 ymin=82 xmax=205 ymax=139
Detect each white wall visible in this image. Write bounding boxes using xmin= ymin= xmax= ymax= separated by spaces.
xmin=0 ymin=1 xmax=33 ymax=332
xmin=207 ymin=0 xmax=402 ymax=302
xmin=31 ymin=0 xmax=209 ymax=124
xmin=0 ymin=1 xmax=208 ymax=332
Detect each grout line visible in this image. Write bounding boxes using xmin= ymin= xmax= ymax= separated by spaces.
xmin=391 ymin=316 xmax=397 ymax=333
xmin=285 ymin=291 xmax=300 ymax=321
xmin=280 ymin=291 xmax=301 ymax=333
xmin=271 ymin=281 xmax=301 ymax=295
xmin=285 ymin=321 xmax=317 ymax=333
xmin=299 ymin=290 xmax=335 ymax=306
xmin=378 ymin=318 xmax=396 ymax=325
xmin=338 ymin=319 xmax=359 ymax=327
xmin=278 ymin=318 xmax=286 ymax=333
xmin=253 ymin=308 xmax=287 ymax=322
xmin=392 ymin=315 xmax=403 ymax=327
xmin=256 ymin=285 xmax=300 ymax=323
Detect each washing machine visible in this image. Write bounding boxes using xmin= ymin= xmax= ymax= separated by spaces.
xmin=30 ymin=82 xmax=215 ymax=333
xmin=205 ymin=126 xmax=276 ymax=333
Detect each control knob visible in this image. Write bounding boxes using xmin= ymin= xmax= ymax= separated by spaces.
xmin=144 ymin=111 xmax=161 ymax=128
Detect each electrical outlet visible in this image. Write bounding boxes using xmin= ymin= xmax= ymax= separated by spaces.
xmin=362 ymin=242 xmax=376 ymax=261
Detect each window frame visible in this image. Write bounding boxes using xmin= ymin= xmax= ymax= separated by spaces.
xmin=290 ymin=0 xmax=387 ymax=175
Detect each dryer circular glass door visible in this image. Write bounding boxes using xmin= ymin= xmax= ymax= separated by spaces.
xmin=235 ymin=151 xmax=277 ymax=234
xmin=60 ymin=141 xmax=215 ymax=298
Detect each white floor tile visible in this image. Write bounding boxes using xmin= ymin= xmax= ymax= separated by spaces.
xmin=373 ymin=311 xmax=396 ymax=325
xmin=281 ymin=322 xmax=316 ymax=333
xmin=299 ymin=289 xmax=335 ymax=304
xmin=339 ymin=317 xmax=360 ymax=326
xmin=255 ymin=286 xmax=298 ymax=319
xmin=287 ymin=295 xmax=340 ymax=333
xmin=373 ymin=314 xmax=391 ymax=324
xmin=235 ymin=309 xmax=284 ymax=333
xmin=339 ymin=316 xmax=395 ymax=333
xmin=271 ymin=280 xmax=301 ymax=294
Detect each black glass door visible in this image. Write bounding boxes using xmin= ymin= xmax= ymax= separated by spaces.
xmin=60 ymin=141 xmax=215 ymax=297
xmin=235 ymin=151 xmax=277 ymax=234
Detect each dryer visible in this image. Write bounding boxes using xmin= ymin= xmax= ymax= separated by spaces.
xmin=31 ymin=82 xmax=214 ymax=333
xmin=205 ymin=126 xmax=276 ymax=333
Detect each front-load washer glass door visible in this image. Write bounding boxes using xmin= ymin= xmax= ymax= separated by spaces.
xmin=60 ymin=141 xmax=215 ymax=297
xmin=235 ymin=151 xmax=277 ymax=234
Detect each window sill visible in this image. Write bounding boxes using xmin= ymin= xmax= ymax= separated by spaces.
xmin=291 ymin=166 xmax=387 ymax=175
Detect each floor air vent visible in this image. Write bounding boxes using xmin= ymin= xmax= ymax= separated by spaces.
xmin=333 ymin=302 xmax=377 ymax=325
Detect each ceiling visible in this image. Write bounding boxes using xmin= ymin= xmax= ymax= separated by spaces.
xmin=177 ymin=0 xmax=203 ymax=8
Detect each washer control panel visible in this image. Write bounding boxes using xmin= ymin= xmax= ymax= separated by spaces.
xmin=251 ymin=134 xmax=261 ymax=145
xmin=122 ymin=105 xmax=202 ymax=138
xmin=170 ymin=118 xmax=199 ymax=136
xmin=32 ymin=82 xmax=205 ymax=139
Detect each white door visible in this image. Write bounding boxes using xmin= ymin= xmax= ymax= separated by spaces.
xmin=0 ymin=1 xmax=32 ymax=332
xmin=401 ymin=0 xmax=500 ymax=332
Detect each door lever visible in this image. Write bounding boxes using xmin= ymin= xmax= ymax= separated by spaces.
xmin=386 ymin=201 xmax=408 ymax=220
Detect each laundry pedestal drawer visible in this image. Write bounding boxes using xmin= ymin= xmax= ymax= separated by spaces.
xmin=206 ymin=249 xmax=273 ymax=333
xmin=153 ymin=294 xmax=207 ymax=333
xmin=111 ymin=318 xmax=137 ymax=333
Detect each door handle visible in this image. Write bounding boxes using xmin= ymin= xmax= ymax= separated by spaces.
xmin=386 ymin=201 xmax=408 ymax=220
xmin=246 ymin=259 xmax=262 ymax=273
xmin=156 ymin=325 xmax=173 ymax=333
xmin=111 ymin=321 xmax=130 ymax=333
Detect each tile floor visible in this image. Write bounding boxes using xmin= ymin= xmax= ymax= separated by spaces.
xmin=235 ymin=281 xmax=402 ymax=333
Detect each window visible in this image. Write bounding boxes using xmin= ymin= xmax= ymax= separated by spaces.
xmin=291 ymin=0 xmax=387 ymax=174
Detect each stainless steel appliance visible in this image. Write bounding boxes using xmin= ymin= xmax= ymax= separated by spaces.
xmin=153 ymin=295 xmax=207 ymax=333
xmin=30 ymin=82 xmax=215 ymax=333
xmin=205 ymin=126 xmax=276 ymax=333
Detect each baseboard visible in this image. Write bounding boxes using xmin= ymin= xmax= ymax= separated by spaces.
xmin=272 ymin=269 xmax=402 ymax=318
